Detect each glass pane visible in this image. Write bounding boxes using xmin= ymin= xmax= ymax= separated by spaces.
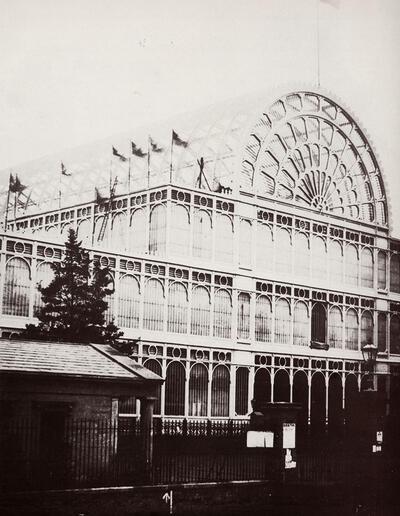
xmin=143 ymin=279 xmax=164 ymax=331
xmin=191 ymin=286 xmax=210 ymax=335
xmin=189 ymin=363 xmax=208 ymax=416
xmin=167 ymin=282 xmax=188 ymax=333
xmin=237 ymin=292 xmax=250 ymax=339
xmin=170 ymin=204 xmax=190 ymax=256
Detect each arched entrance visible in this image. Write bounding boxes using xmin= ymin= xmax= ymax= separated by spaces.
xmin=273 ymin=369 xmax=290 ymax=402
xmin=311 ymin=372 xmax=326 ymax=441
xmin=293 ymin=371 xmax=309 ymax=446
xmin=253 ymin=368 xmax=271 ymax=406
xmin=345 ymin=374 xmax=360 ymax=439
xmin=328 ymin=373 xmax=343 ymax=440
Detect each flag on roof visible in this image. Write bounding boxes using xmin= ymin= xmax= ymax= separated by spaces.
xmin=9 ymin=174 xmax=26 ymax=194
xmin=172 ymin=130 xmax=188 ymax=148
xmin=112 ymin=146 xmax=127 ymax=162
xmin=149 ymin=138 xmax=163 ymax=153
xmin=61 ymin=162 xmax=71 ymax=176
xmin=95 ymin=187 xmax=108 ymax=205
xmin=131 ymin=141 xmax=147 ymax=157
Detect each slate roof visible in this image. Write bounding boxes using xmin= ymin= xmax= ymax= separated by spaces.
xmin=0 ymin=340 xmax=162 ymax=383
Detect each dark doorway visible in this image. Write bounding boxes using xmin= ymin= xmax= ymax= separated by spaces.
xmin=311 ymin=372 xmax=326 ymax=442
xmin=328 ymin=373 xmax=343 ymax=441
xmin=253 ymin=368 xmax=271 ymax=407
xmin=273 ymin=369 xmax=290 ymax=402
xmin=293 ymin=371 xmax=309 ymax=447
xmin=38 ymin=405 xmax=70 ymax=487
xmin=345 ymin=374 xmax=360 ymax=440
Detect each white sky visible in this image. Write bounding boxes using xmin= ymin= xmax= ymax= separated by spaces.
xmin=1 ymin=0 xmax=399 ymax=234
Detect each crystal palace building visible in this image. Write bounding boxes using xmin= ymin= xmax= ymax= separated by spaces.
xmin=1 ymin=89 xmax=399 ymax=439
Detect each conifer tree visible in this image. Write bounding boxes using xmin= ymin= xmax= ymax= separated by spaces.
xmin=23 ymin=229 xmax=123 ymax=343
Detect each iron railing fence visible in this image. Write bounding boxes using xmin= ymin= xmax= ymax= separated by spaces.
xmin=1 ymin=416 xmax=398 ymax=493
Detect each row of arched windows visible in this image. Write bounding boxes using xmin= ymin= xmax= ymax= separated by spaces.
xmin=83 ymin=205 xmax=234 ymax=264
xmin=256 ymin=225 xmax=376 ymax=286
xmin=121 ymin=360 xmax=363 ymax=427
xmin=142 ymin=359 xmax=230 ymax=417
xmin=2 ymin=256 xmax=399 ymax=354
xmin=34 ymin=206 xmax=400 ymax=292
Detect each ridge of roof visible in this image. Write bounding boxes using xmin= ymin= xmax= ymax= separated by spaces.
xmin=90 ymin=343 xmax=163 ymax=382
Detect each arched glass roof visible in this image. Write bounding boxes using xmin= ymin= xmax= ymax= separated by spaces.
xmin=0 ymin=90 xmax=388 ymax=228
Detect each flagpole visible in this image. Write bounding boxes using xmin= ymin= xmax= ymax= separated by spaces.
xmin=316 ymin=0 xmax=320 ymax=88
xmin=147 ymin=137 xmax=151 ymax=188
xmin=109 ymin=159 xmax=113 ymax=194
xmin=128 ymin=157 xmax=131 ymax=194
xmin=4 ymin=175 xmax=11 ymax=232
xmin=59 ymin=169 xmax=62 ymax=209
xmin=169 ymin=132 xmax=174 ymax=184
xmin=14 ymin=192 xmax=17 ymax=222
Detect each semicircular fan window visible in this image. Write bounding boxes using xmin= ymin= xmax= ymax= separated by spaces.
xmin=242 ymin=92 xmax=387 ymax=227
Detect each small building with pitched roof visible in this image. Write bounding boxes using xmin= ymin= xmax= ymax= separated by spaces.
xmin=0 ymin=339 xmax=163 ymax=490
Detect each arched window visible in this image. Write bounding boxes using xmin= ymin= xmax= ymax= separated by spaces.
xmin=311 ymin=302 xmax=327 ymax=344
xmin=239 ymin=219 xmax=252 ymax=268
xmin=255 ymin=295 xmax=272 ymax=342
xmin=192 ymin=210 xmax=212 ymax=259
xmin=170 ymin=204 xmax=190 ymax=256
xmin=129 ymin=209 xmax=147 ymax=254
xmin=273 ymin=369 xmax=290 ymax=402
xmin=211 ymin=365 xmax=230 ymax=417
xmin=378 ymin=251 xmax=387 ymax=290
xmin=329 ymin=306 xmax=343 ymax=349
xmin=312 ymin=236 xmax=327 ymax=280
xmin=77 ymin=219 xmax=92 ymax=247
xmin=165 ymin=361 xmax=185 ymax=416
xmin=235 ymin=367 xmax=249 ymax=416
xmin=274 ymin=298 xmax=291 ymax=344
xmin=361 ymin=311 xmax=374 ymax=347
xmin=390 ymin=314 xmax=400 ymax=355
xmin=361 ymin=248 xmax=374 ymax=288
xmin=143 ymin=359 xmax=162 ymax=415
xmin=256 ymin=224 xmax=273 ymax=271
xmin=254 ymin=368 xmax=271 ymax=404
xmin=34 ymin=261 xmax=54 ymax=315
xmin=61 ymin=222 xmax=72 ymax=239
xmin=213 ymin=289 xmax=232 ymax=338
xmin=293 ymin=301 xmax=309 ymax=346
xmin=378 ymin=312 xmax=387 ymax=353
xmin=191 ymin=286 xmax=210 ymax=335
xmin=345 ymin=308 xmax=358 ymax=350
xmin=237 ymin=292 xmax=250 ymax=339
xmin=275 ymin=229 xmax=291 ymax=274
xmin=104 ymin=273 xmax=115 ymax=324
xmin=3 ymin=258 xmax=31 ymax=316
xmin=329 ymin=240 xmax=343 ymax=284
xmin=390 ymin=254 xmax=400 ymax=293
xmin=293 ymin=233 xmax=309 ymax=277
xmin=110 ymin=212 xmax=127 ymax=251
xmin=118 ymin=275 xmax=140 ymax=328
xmin=167 ymin=282 xmax=188 ymax=333
xmin=149 ymin=204 xmax=167 ymax=256
xmin=189 ymin=363 xmax=208 ymax=416
xmin=215 ymin=214 xmax=233 ymax=263
xmin=143 ymin=278 xmax=164 ymax=331
xmin=345 ymin=245 xmax=359 ymax=286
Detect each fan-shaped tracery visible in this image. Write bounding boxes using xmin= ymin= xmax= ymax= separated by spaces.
xmin=242 ymin=92 xmax=387 ymax=226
